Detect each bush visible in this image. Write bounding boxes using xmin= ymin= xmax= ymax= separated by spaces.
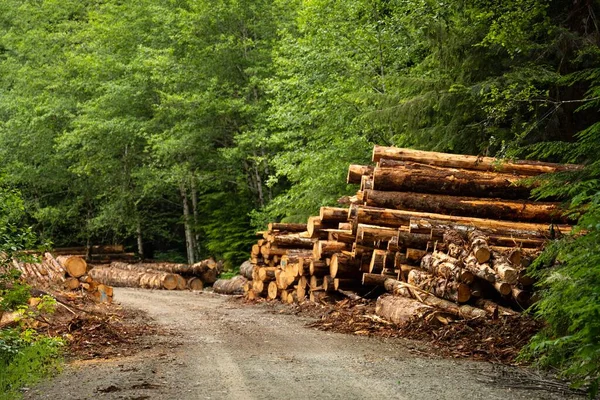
xmin=0 ymin=328 xmax=64 ymax=400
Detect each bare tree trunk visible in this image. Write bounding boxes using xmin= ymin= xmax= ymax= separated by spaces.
xmin=260 ymin=148 xmax=273 ymax=202
xmin=190 ymin=175 xmax=201 ymax=260
xmin=180 ymin=181 xmax=195 ymax=265
xmin=253 ymin=154 xmax=265 ymax=208
xmin=136 ymin=219 xmax=144 ymax=260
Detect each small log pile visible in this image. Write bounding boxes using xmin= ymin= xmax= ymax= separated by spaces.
xmin=241 ymin=146 xmax=581 ymax=323
xmin=88 ymin=258 xmax=222 ymax=291
xmin=10 ymin=253 xmax=114 ymax=303
xmin=52 ymin=244 xmax=138 ymax=264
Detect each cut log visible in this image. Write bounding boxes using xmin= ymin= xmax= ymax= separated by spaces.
xmin=313 ymin=241 xmax=349 ymax=260
xmin=408 ymin=216 xmax=566 ymax=240
xmin=376 ymin=294 xmax=429 ymax=325
xmin=268 ymin=222 xmax=307 ymax=232
xmin=213 ymin=276 xmax=248 ymax=295
xmin=463 ymin=255 xmax=496 ymax=282
xmin=307 ymin=217 xmax=337 ymax=238
xmin=268 ymin=235 xmax=314 ymax=249
xmin=362 ymin=190 xmax=569 ymax=224
xmin=329 ymin=254 xmax=361 ymax=278
xmin=356 ymin=224 xmax=398 ymax=245
xmin=382 ymin=278 xmax=486 ymax=318
xmin=309 ymin=260 xmax=329 ymax=277
xmin=240 ymin=260 xmax=254 ymax=280
xmin=372 ymin=166 xmax=534 ymax=199
xmin=493 ymin=281 xmax=512 ymax=296
xmin=491 ymin=256 xmax=518 ymax=284
xmin=188 ymin=277 xmax=204 ymax=291
xmin=267 ymin=281 xmax=279 ymax=300
xmin=420 ymin=252 xmax=475 ymax=284
xmin=64 ymin=277 xmax=81 ymax=290
xmin=347 ymin=165 xmax=374 ymax=184
xmin=407 ymin=269 xmax=471 ymax=303
xmin=89 ymin=266 xmax=180 ymax=290
xmin=56 ymin=256 xmax=87 ymax=278
xmin=468 ymin=230 xmax=491 ymax=264
xmin=371 ymin=146 xmax=581 ymax=175
xmin=322 ymin=275 xmax=335 ymax=292
xmin=353 ymin=206 xmax=571 ymax=238
xmin=319 ymin=207 xmax=350 ymax=222
xmin=405 ymin=248 xmax=428 ymax=265
xmin=362 ymin=273 xmax=387 ymax=286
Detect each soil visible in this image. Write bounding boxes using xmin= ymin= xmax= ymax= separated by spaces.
xmin=23 ymin=288 xmax=583 ymax=400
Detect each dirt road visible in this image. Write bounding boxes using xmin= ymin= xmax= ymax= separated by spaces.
xmin=25 ymin=288 xmax=577 ymax=400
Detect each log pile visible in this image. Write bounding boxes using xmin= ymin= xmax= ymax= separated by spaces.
xmin=51 ymin=244 xmax=138 ymax=264
xmin=241 ymin=146 xmax=580 ymax=323
xmin=10 ymin=254 xmax=114 ymax=303
xmin=87 ymin=258 xmax=222 ymax=291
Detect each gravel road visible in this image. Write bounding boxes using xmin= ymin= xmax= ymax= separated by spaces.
xmin=24 ymin=288 xmax=578 ymax=400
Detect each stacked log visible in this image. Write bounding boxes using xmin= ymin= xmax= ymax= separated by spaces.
xmin=86 ymin=258 xmax=222 ymax=291
xmin=10 ymin=254 xmax=113 ymax=303
xmin=51 ymin=244 xmax=139 ymax=264
xmin=241 ymin=146 xmax=579 ymax=322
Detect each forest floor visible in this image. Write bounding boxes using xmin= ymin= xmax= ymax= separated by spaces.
xmin=24 ymin=288 xmax=583 ymax=400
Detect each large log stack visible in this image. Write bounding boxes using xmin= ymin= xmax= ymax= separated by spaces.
xmin=242 ymin=146 xmax=580 ymax=322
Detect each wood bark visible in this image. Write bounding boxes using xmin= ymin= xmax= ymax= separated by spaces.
xmin=347 ymin=165 xmax=374 ymax=184
xmin=309 ymin=260 xmax=329 ymax=276
xmin=372 ymin=166 xmax=534 ymax=199
xmin=382 ymin=278 xmax=486 ymax=318
xmin=420 ymin=252 xmax=475 ymax=284
xmin=329 ymin=254 xmax=361 ymax=278
xmin=371 ymin=146 xmax=581 ymax=175
xmin=468 ymin=230 xmax=491 ymax=263
xmin=313 ymin=241 xmax=349 ymax=260
xmin=405 ymin=248 xmax=428 ymax=265
xmin=376 ymin=294 xmax=431 ymax=325
xmin=491 ymin=256 xmax=518 ymax=284
xmin=362 ymin=190 xmax=568 ymax=223
xmin=356 ymin=224 xmax=398 ymax=245
xmin=407 ymin=269 xmax=471 ymax=303
xmin=213 ymin=276 xmax=248 ymax=295
xmin=319 ymin=207 xmax=350 ymax=222
xmin=267 ymin=222 xmax=308 ymax=232
xmin=180 ymin=182 xmax=196 ymax=265
xmin=240 ymin=260 xmax=254 ymax=280
xmin=89 ymin=266 xmax=180 ymax=290
xmin=268 ymin=235 xmax=314 ymax=249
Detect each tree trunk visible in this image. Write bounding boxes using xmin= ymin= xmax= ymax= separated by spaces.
xmin=376 ymin=294 xmax=432 ymax=325
xmin=362 ymin=190 xmax=569 ymax=223
xmin=372 ymin=166 xmax=534 ymax=199
xmin=371 ymin=146 xmax=581 ymax=175
xmin=213 ymin=276 xmax=248 ymax=295
xmin=136 ymin=220 xmax=144 ymax=259
xmin=180 ymin=182 xmax=195 ymax=265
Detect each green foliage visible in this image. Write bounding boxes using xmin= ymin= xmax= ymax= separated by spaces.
xmin=0 ymin=328 xmax=63 ymax=400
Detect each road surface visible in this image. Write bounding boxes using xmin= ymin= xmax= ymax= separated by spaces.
xmin=25 ymin=288 xmax=577 ymax=400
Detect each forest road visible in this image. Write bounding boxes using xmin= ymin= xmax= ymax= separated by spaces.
xmin=25 ymin=288 xmax=577 ymax=400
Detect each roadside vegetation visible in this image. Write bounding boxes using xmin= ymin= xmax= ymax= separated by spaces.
xmin=0 ymin=0 xmax=598 ymax=395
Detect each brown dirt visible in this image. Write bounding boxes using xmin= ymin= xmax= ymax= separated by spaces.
xmin=23 ymin=288 xmax=584 ymax=400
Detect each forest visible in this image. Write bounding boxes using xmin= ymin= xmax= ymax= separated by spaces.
xmin=0 ymin=0 xmax=599 ymax=394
